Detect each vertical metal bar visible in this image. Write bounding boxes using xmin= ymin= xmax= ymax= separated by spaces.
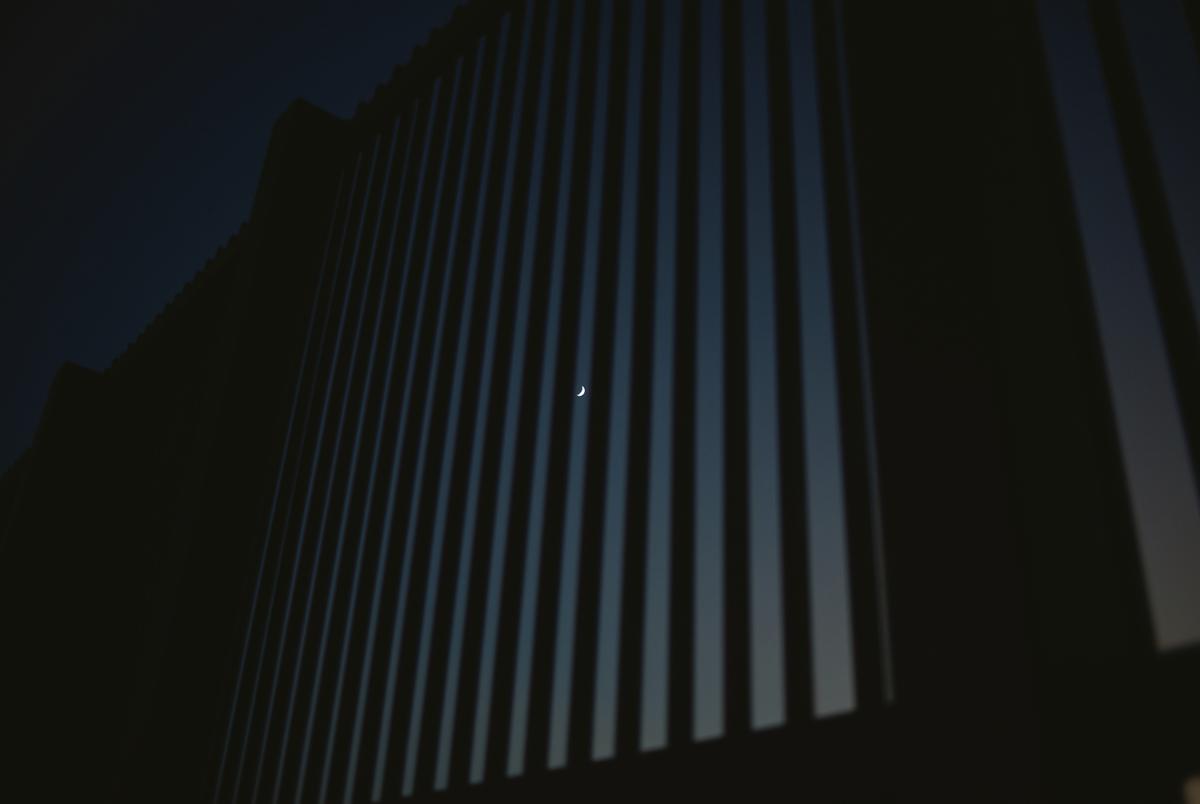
xmin=742 ymin=0 xmax=788 ymax=731
xmin=641 ymin=0 xmax=680 ymax=753
xmin=762 ymin=0 xmax=812 ymax=724
xmin=668 ymin=0 xmax=700 ymax=749
xmin=288 ymin=108 xmax=411 ymax=804
xmin=248 ymin=134 xmax=382 ymax=804
xmin=422 ymin=18 xmax=516 ymax=795
xmin=614 ymin=0 xmax=662 ymax=759
xmin=592 ymin=0 xmax=644 ymax=761
xmin=567 ymin=0 xmax=632 ymax=767
xmin=545 ymin=3 xmax=611 ymax=765
xmin=835 ymin=0 xmax=895 ymax=706
xmin=228 ymin=150 xmax=366 ymax=803
xmin=720 ymin=0 xmax=751 ymax=738
xmin=1040 ymin=0 xmax=1200 ymax=652
xmin=410 ymin=25 xmax=506 ymax=796
xmin=813 ymin=0 xmax=890 ymax=711
xmin=523 ymin=0 xmax=602 ymax=772
xmin=483 ymin=0 xmax=572 ymax=780
xmin=443 ymin=7 xmax=529 ymax=787
xmin=210 ymin=168 xmax=347 ymax=803
xmin=352 ymin=55 xmax=466 ymax=798
xmin=340 ymin=70 xmax=452 ymax=802
xmin=268 ymin=124 xmax=394 ymax=804
xmin=317 ymin=91 xmax=429 ymax=804
xmin=1091 ymin=0 xmax=1200 ymax=485
xmin=433 ymin=1 xmax=540 ymax=786
xmin=503 ymin=3 xmax=585 ymax=768
xmin=694 ymin=0 xmax=725 ymax=742
xmin=788 ymin=0 xmax=856 ymax=719
xmin=458 ymin=0 xmax=552 ymax=781
xmin=1115 ymin=0 xmax=1200 ymax=335
xmin=372 ymin=46 xmax=482 ymax=800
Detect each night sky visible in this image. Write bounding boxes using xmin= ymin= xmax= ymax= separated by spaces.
xmin=0 ymin=0 xmax=461 ymax=473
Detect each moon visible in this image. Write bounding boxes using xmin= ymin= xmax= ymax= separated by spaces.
xmin=576 ymin=385 xmax=586 ymax=397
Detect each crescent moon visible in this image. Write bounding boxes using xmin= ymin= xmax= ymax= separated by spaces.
xmin=576 ymin=385 xmax=586 ymax=397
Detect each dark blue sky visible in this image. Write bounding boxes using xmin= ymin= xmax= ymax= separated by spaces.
xmin=0 ymin=0 xmax=461 ymax=472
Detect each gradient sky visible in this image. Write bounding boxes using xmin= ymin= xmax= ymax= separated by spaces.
xmin=0 ymin=0 xmax=463 ymax=473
